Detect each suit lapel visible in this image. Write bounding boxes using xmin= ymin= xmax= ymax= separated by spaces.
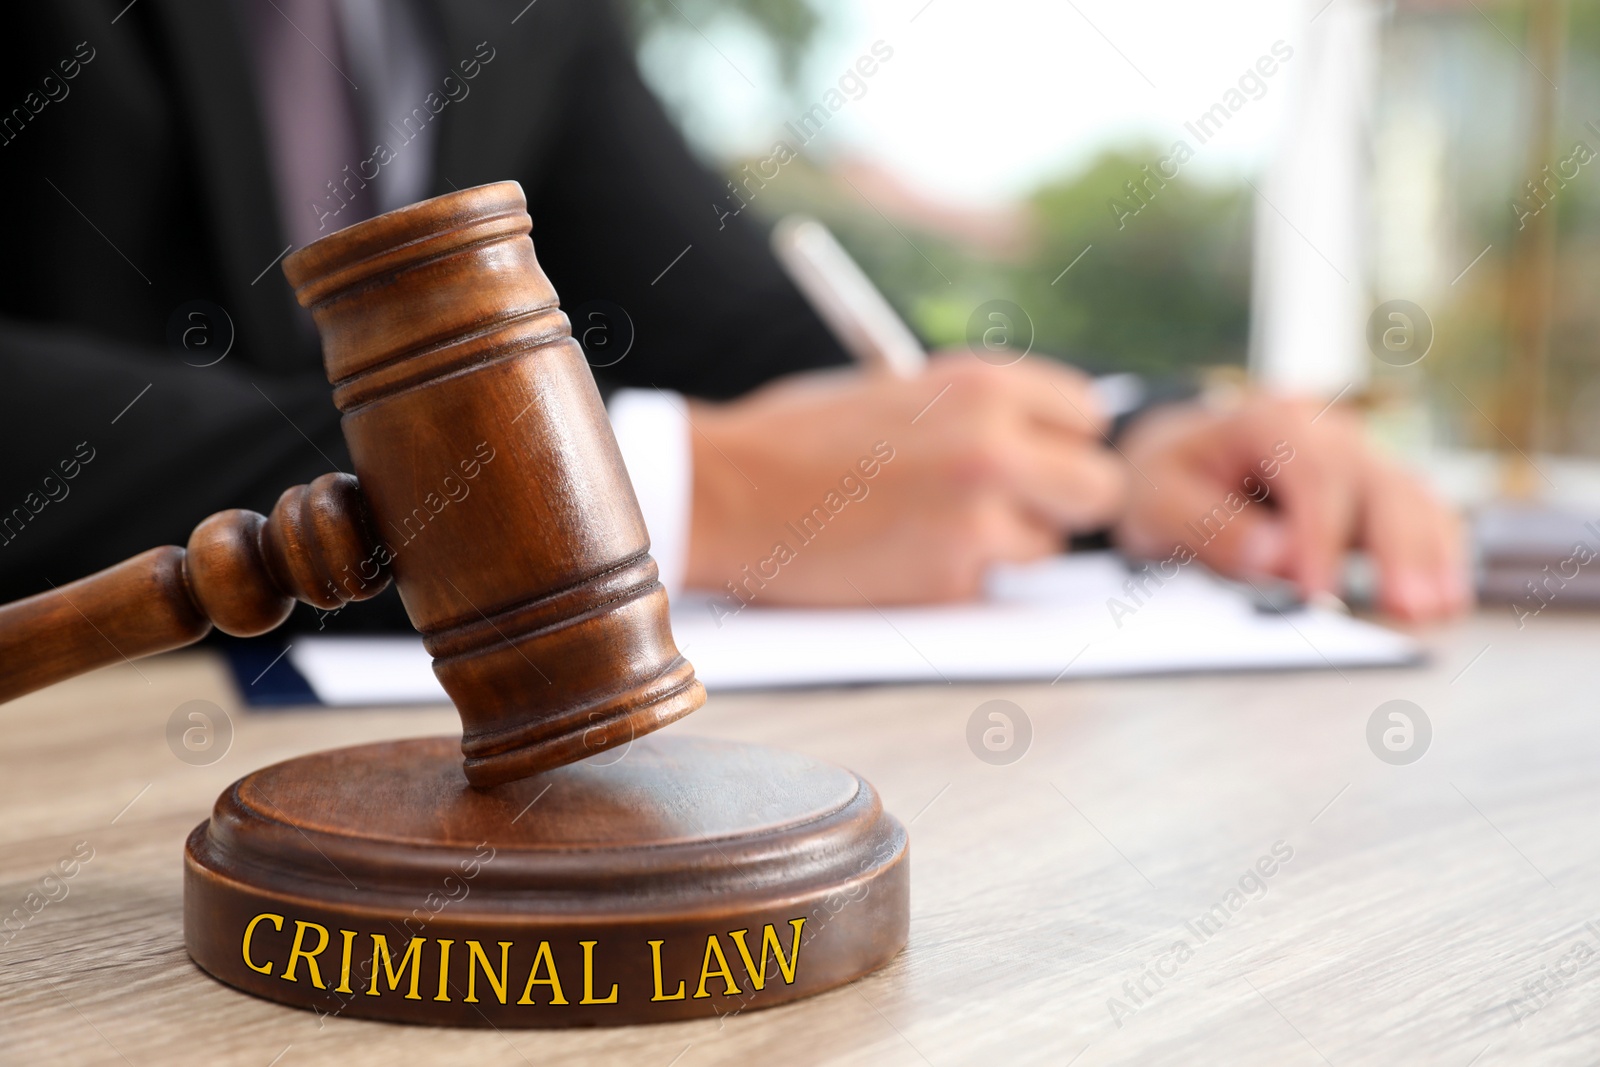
xmin=148 ymin=0 xmax=559 ymax=366
xmin=148 ymin=0 xmax=305 ymax=372
xmin=428 ymin=0 xmax=551 ymax=196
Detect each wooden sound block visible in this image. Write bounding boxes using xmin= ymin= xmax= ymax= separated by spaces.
xmin=183 ymin=735 xmax=908 ymax=1027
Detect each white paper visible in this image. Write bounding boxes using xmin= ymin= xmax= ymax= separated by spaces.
xmin=284 ymin=554 xmax=1419 ymax=705
xmin=287 ymin=637 xmax=447 ymax=706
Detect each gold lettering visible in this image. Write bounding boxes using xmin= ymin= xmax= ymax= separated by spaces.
xmin=649 ymin=939 xmax=686 ymax=1001
xmin=516 ymin=941 xmax=569 ymax=1005
xmin=579 ymin=940 xmax=618 ymax=1004
xmin=729 ymin=919 xmax=806 ymax=989
xmin=465 ymin=940 xmax=513 ymax=1004
xmin=693 ymin=934 xmax=741 ymax=998
xmin=367 ymin=934 xmax=425 ymax=1000
xmin=242 ymin=913 xmax=283 ymax=976
xmin=435 ymin=939 xmax=454 ymax=1001
xmin=281 ymin=920 xmax=330 ymax=988
xmin=335 ymin=929 xmax=356 ymax=993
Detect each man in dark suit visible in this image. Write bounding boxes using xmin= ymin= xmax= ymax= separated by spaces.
xmin=0 ymin=0 xmax=1467 ymax=623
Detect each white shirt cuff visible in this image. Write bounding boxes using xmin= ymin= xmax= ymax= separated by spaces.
xmin=607 ymin=388 xmax=692 ymax=596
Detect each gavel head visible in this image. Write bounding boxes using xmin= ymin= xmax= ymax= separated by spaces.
xmin=282 ymin=182 xmax=704 ymax=787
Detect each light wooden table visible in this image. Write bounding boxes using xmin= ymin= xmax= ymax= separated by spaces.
xmin=3 ymin=609 xmax=1597 ymax=1065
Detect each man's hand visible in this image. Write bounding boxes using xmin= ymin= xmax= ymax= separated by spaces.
xmin=1113 ymin=395 xmax=1470 ymax=621
xmin=683 ymin=354 xmax=1125 ymax=604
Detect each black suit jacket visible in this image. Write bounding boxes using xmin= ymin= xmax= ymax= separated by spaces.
xmin=0 ymin=0 xmax=847 ymax=607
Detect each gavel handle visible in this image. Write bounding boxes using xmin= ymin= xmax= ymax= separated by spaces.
xmin=0 ymin=473 xmax=390 ymax=704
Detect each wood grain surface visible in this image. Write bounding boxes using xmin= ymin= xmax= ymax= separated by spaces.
xmin=3 ymin=609 xmax=1598 ymax=1065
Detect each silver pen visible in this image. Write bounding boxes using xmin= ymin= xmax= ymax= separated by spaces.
xmin=770 ymin=214 xmax=1141 ymax=416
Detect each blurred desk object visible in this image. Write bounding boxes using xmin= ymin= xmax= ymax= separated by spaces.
xmin=1475 ymin=503 xmax=1600 ymax=607
xmin=4 ymin=610 xmax=1600 ymax=1064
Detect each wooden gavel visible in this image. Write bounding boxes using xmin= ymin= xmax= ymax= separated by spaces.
xmin=0 ymin=181 xmax=704 ymax=786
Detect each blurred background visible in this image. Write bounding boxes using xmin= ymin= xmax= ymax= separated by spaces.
xmin=619 ymin=0 xmax=1600 ymax=510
